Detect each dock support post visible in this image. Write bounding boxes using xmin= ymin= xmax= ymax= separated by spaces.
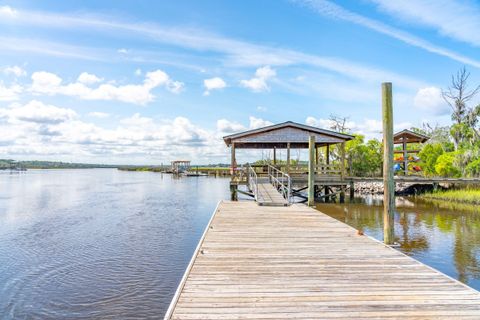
xmin=273 ymin=147 xmax=277 ymax=165
xmin=230 ymin=184 xmax=238 ymax=201
xmin=382 ymin=82 xmax=395 ymax=245
xmin=231 ymin=142 xmax=236 ymax=175
xmin=308 ymin=135 xmax=316 ymax=206
xmin=286 ymin=142 xmax=291 ymax=173
xmin=324 ymin=144 xmax=330 ymax=197
xmin=349 ymin=181 xmax=355 ymax=200
xmin=339 ymin=187 xmax=345 ymax=203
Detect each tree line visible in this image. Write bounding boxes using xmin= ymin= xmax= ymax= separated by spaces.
xmin=332 ymin=67 xmax=480 ymax=178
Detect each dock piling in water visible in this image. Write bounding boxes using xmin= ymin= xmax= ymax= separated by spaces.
xmin=382 ymin=82 xmax=395 ymax=245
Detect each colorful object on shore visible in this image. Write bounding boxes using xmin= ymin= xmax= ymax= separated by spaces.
xmin=393 ymin=163 xmax=402 ymax=172
xmin=413 ymin=165 xmax=422 ymax=172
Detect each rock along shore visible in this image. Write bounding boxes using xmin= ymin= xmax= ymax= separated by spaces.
xmin=354 ymin=181 xmax=437 ymax=196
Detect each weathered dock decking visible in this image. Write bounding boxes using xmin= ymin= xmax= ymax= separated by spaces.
xmin=256 ymin=180 xmax=288 ymax=206
xmin=165 ymin=201 xmax=480 ymax=319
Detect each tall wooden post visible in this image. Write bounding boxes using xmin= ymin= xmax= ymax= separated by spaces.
xmin=382 ymin=82 xmax=395 ymax=245
xmin=273 ymin=147 xmax=277 ymax=165
xmin=308 ymin=136 xmax=316 ymax=206
xmin=403 ymin=140 xmax=408 ymax=176
xmin=286 ymin=142 xmax=291 ymax=173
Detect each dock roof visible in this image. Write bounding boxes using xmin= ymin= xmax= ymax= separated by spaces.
xmin=394 ymin=129 xmax=430 ymax=144
xmin=223 ymin=121 xmax=354 ymax=149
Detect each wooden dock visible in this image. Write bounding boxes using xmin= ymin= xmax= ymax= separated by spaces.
xmin=165 ymin=201 xmax=480 ymax=319
xmin=256 ymin=179 xmax=288 ymax=206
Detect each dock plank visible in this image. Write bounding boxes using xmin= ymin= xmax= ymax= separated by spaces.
xmin=256 ymin=182 xmax=288 ymax=206
xmin=165 ymin=201 xmax=480 ymax=319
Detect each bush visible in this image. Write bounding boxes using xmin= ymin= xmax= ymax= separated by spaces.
xmin=419 ymin=143 xmax=444 ymax=176
xmin=466 ymin=158 xmax=480 ymax=177
xmin=435 ymin=152 xmax=461 ymax=177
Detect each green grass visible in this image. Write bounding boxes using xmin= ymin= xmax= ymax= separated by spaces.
xmin=422 ymin=189 xmax=480 ymax=205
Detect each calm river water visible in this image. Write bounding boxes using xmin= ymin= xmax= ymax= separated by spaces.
xmin=0 ymin=169 xmax=230 ymax=319
xmin=1 ymin=169 xmax=480 ymax=319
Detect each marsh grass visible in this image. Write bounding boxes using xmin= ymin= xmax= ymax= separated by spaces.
xmin=422 ymin=189 xmax=480 ymax=205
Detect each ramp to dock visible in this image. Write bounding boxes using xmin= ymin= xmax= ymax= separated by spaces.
xmin=165 ymin=201 xmax=480 ymax=319
xmin=256 ymin=180 xmax=288 ymax=206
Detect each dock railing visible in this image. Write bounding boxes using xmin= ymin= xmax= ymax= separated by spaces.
xmin=247 ymin=164 xmax=258 ymax=201
xmin=267 ymin=164 xmax=292 ymax=203
xmin=288 ymin=163 xmax=343 ymax=178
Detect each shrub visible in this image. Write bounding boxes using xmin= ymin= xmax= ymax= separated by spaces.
xmin=435 ymin=152 xmax=461 ymax=177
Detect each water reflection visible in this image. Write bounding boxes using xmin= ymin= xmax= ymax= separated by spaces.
xmin=316 ymin=195 xmax=480 ymax=290
xmin=0 ymin=169 xmax=230 ymax=319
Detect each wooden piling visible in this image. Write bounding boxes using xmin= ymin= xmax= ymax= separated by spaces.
xmin=382 ymin=82 xmax=395 ymax=245
xmin=308 ymin=135 xmax=315 ymax=206
xmin=230 ymin=184 xmax=238 ymax=201
xmin=286 ymin=142 xmax=291 ymax=173
xmin=231 ymin=142 xmax=236 ymax=175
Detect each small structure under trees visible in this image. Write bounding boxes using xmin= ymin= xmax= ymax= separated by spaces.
xmin=393 ymin=129 xmax=429 ymax=176
xmin=170 ymin=160 xmax=190 ymax=174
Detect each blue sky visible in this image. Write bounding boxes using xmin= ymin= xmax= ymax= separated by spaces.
xmin=0 ymin=0 xmax=479 ymax=164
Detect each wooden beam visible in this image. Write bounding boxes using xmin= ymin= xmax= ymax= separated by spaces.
xmin=273 ymin=146 xmax=277 ymax=165
xmin=382 ymin=82 xmax=395 ymax=245
xmin=403 ymin=140 xmax=408 ymax=175
xmin=308 ymin=135 xmax=315 ymax=206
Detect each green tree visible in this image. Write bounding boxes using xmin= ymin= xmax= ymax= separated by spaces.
xmin=345 ymin=135 xmax=382 ymax=177
xmin=435 ymin=152 xmax=461 ymax=177
xmin=419 ymin=143 xmax=445 ymax=176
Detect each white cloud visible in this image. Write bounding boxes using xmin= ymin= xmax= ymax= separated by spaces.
xmin=413 ymin=86 xmax=449 ymax=115
xmin=118 ymin=48 xmax=128 ymax=54
xmin=241 ymin=66 xmax=276 ymax=92
xmin=3 ymin=65 xmax=26 ymax=77
xmin=0 ymin=100 xmax=77 ymax=124
xmin=306 ymin=116 xmax=412 ymax=140
xmin=369 ymin=0 xmax=480 ymax=47
xmin=0 ymin=6 xmax=430 ymax=90
xmin=166 ymin=80 xmax=184 ymax=94
xmin=88 ymin=111 xmax=110 ymax=118
xmin=0 ymin=101 xmax=227 ymax=163
xmin=203 ymin=77 xmax=227 ymax=96
xmin=249 ymin=116 xmax=273 ymax=129
xmin=0 ymin=83 xmax=22 ymax=101
xmin=257 ymin=106 xmax=267 ymax=112
xmin=217 ymin=119 xmax=246 ymax=133
xmin=135 ymin=68 xmax=142 ymax=76
xmin=77 ymin=72 xmax=103 ymax=85
xmin=0 ymin=6 xmax=17 ymax=18
xmin=297 ymin=0 xmax=480 ymax=68
xmin=30 ymin=69 xmax=184 ymax=104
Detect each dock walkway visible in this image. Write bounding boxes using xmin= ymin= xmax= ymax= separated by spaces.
xmin=256 ymin=178 xmax=288 ymax=206
xmin=165 ymin=201 xmax=480 ymax=319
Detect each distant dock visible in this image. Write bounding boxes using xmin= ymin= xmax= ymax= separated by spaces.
xmin=165 ymin=201 xmax=480 ymax=319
